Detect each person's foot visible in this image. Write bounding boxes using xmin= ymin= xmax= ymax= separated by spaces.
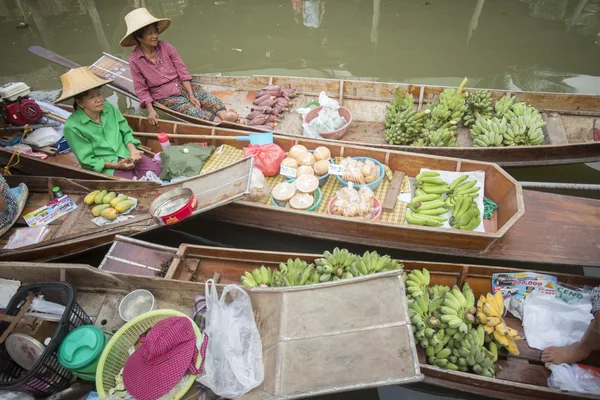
xmin=222 ymin=111 xmax=239 ymax=122
xmin=541 ymin=342 xmax=591 ymax=366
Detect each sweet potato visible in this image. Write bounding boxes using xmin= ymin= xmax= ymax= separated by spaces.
xmin=258 ymin=89 xmax=281 ymax=97
xmin=253 ymin=94 xmax=273 ymax=105
xmin=246 ymin=110 xmax=265 ymax=120
xmin=265 ymin=114 xmax=279 ymax=123
xmin=251 ymin=106 xmax=273 ymax=114
xmin=246 ymin=115 xmax=269 ymax=126
xmin=258 ymin=98 xmax=277 ymax=107
xmin=275 ymin=96 xmax=291 ymax=107
xmin=262 ymin=84 xmax=280 ymax=91
xmin=282 ymin=88 xmax=297 ymax=97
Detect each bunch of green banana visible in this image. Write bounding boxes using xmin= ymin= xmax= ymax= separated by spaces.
xmin=420 ymin=127 xmax=459 ymax=147
xmin=449 ymin=196 xmax=481 ymax=231
xmin=438 ymin=283 xmax=476 ymax=339
xmin=385 ymin=108 xmax=431 ymax=145
xmin=429 ymin=284 xmax=450 ymax=298
xmin=463 ymin=90 xmax=494 ymax=127
xmin=315 ymin=247 xmax=356 ymax=282
xmin=410 ymin=291 xmax=444 ymax=334
xmin=384 ymin=91 xmax=416 ymax=129
xmin=406 ymin=172 xmax=451 ymax=227
xmin=469 ymin=117 xmax=506 ymax=147
xmin=444 ymin=175 xmax=480 ymax=207
xmin=424 ymin=77 xmax=469 ymax=131
xmin=279 ymin=258 xmax=316 ymax=286
xmin=505 ymin=115 xmax=546 ymax=146
xmin=240 ymin=266 xmax=274 ymax=288
xmin=494 ymin=94 xmax=519 ymax=119
xmin=453 ymin=325 xmax=497 ymax=377
xmin=350 ymin=251 xmax=403 ymax=277
xmin=404 ymin=268 xmax=430 ymax=299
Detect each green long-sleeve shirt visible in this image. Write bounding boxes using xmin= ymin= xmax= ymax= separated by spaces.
xmin=63 ymin=101 xmax=141 ymax=175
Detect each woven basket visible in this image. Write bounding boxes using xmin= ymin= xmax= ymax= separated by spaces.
xmin=95 ymin=309 xmax=202 ymax=399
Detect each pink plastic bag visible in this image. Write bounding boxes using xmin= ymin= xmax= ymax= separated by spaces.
xmin=243 ymin=144 xmax=286 ymax=177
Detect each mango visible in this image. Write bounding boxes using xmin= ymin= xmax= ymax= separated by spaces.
xmin=110 ymin=195 xmax=128 ymax=207
xmin=84 ymin=190 xmax=100 ymax=205
xmin=103 ymin=192 xmax=117 ymax=204
xmin=94 ymin=190 xmax=108 ymax=205
xmin=114 ymin=199 xmax=135 ymax=213
xmin=92 ymin=204 xmax=111 ymax=217
xmin=101 ymin=207 xmax=119 ymax=220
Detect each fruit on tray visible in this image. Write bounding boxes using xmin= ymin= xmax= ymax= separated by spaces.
xmin=85 ymin=190 xmax=135 ymax=219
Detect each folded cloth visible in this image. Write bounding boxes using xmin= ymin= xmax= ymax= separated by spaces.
xmin=159 ymin=144 xmax=215 ymax=181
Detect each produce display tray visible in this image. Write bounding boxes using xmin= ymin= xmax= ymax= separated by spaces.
xmin=201 ymin=145 xmax=411 ymax=224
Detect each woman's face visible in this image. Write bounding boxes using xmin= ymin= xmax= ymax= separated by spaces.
xmin=76 ymin=88 xmax=104 ymax=113
xmin=139 ymin=24 xmax=159 ymax=48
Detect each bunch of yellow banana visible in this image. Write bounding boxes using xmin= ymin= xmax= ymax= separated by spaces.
xmin=315 ymin=247 xmax=356 ymax=281
xmin=476 ymin=291 xmax=523 ymax=355
xmin=470 ymin=117 xmax=506 ymax=147
xmin=241 ymin=266 xmax=273 ymax=288
xmin=404 ymin=268 xmax=430 ymax=299
xmin=438 ymin=283 xmax=476 ymax=338
xmin=406 ymin=172 xmax=450 ymax=227
xmin=463 ymin=90 xmax=493 ymax=127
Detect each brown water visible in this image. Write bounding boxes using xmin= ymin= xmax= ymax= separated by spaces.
xmin=2 ymin=0 xmax=600 ymax=398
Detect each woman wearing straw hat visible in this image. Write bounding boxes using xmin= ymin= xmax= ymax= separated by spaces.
xmin=121 ymin=8 xmax=238 ymax=127
xmin=57 ymin=67 xmax=162 ymax=179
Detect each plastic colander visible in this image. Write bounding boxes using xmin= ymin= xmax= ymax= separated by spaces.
xmin=95 ymin=309 xmax=202 ymax=399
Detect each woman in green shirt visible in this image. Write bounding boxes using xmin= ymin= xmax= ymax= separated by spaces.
xmin=57 ymin=67 xmax=162 ymax=179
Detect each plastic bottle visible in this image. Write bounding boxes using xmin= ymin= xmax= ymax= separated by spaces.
xmin=157 ymin=132 xmax=171 ymax=152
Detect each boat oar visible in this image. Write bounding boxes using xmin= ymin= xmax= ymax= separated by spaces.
xmin=519 ymin=181 xmax=600 ymax=191
xmin=0 ymin=123 xmax=59 ymax=133
xmin=134 ymin=131 xmax=274 ymax=145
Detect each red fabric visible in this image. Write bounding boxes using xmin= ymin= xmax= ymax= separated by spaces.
xmin=129 ymin=41 xmax=193 ymax=108
xmin=123 ymin=317 xmax=199 ymax=400
xmin=113 ymin=154 xmax=163 ymax=180
xmin=243 ymin=144 xmax=286 ymax=177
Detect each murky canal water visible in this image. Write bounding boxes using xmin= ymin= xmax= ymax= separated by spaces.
xmin=2 ymin=0 xmax=600 ymax=398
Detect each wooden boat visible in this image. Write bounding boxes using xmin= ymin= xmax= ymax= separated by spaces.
xmin=29 ymin=47 xmax=600 ymax=167
xmin=0 ymin=158 xmax=253 ymax=261
xmin=1 ymin=125 xmax=600 ymax=267
xmin=99 ymin=236 xmax=600 ymax=400
xmin=0 ymin=259 xmax=422 ymax=399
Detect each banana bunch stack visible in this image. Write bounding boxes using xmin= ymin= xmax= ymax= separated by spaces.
xmin=241 ymin=266 xmax=274 ymax=288
xmin=469 ymin=117 xmax=507 ymax=147
xmin=424 ymin=333 xmax=457 ymax=370
xmin=477 ymin=292 xmax=523 ymax=355
xmin=406 ymin=172 xmax=451 ymax=227
xmin=415 ymin=127 xmax=459 ymax=147
xmin=349 ymin=251 xmax=402 ymax=278
xmin=494 ymin=94 xmax=519 ymax=118
xmin=384 ymin=91 xmax=415 ymax=129
xmin=445 ymin=175 xmax=480 ymax=205
xmin=449 ymin=195 xmax=481 ymax=231
xmin=385 ymin=108 xmax=431 ymax=145
xmin=429 ymin=284 xmax=450 ymax=298
xmin=424 ymin=77 xmax=469 ymax=131
xmin=504 ymin=104 xmax=546 ymax=146
xmin=453 ymin=325 xmax=497 ymax=377
xmin=463 ymin=90 xmax=494 ymax=127
xmin=403 ymin=268 xmax=431 ymax=299
xmin=410 ymin=292 xmax=443 ymax=341
xmin=438 ymin=283 xmax=476 ymax=337
xmin=315 ymin=247 xmax=356 ymax=281
xmin=279 ymin=258 xmax=318 ymax=286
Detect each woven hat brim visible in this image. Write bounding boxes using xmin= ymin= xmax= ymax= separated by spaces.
xmin=120 ymin=19 xmax=171 ymax=47
xmin=54 ymin=78 xmax=113 ymax=104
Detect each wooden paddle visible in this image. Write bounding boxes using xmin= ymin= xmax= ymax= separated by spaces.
xmin=382 ymin=171 xmax=405 ymax=212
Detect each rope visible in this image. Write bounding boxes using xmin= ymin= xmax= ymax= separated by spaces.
xmin=483 ymin=197 xmax=498 ymax=219
xmin=2 ymin=125 xmax=32 ymax=176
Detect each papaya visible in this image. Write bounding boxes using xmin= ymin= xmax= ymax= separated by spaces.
xmin=92 ymin=204 xmax=111 ymax=217
xmin=84 ymin=190 xmax=100 ymax=205
xmin=101 ymin=207 xmax=119 ymax=220
xmin=94 ymin=190 xmax=108 ymax=205
xmin=110 ymin=195 xmax=128 ymax=207
xmin=115 ymin=199 xmax=135 ymax=213
xmin=103 ymin=192 xmax=117 ymax=204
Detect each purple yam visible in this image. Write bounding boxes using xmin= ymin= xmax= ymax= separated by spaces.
xmin=246 ymin=110 xmax=265 ymax=120
xmin=258 ymin=98 xmax=277 ymax=107
xmin=262 ymin=84 xmax=280 ymax=91
xmin=251 ymin=106 xmax=273 ymax=114
xmin=253 ymin=94 xmax=273 ymax=105
xmin=247 ymin=115 xmax=269 ymax=126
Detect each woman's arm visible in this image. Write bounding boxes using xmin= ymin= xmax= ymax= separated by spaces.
xmin=63 ymin=124 xmax=106 ymax=173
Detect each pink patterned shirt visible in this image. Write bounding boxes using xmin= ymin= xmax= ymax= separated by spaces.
xmin=129 ymin=41 xmax=193 ymax=108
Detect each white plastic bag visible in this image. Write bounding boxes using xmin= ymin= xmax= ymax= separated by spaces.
xmin=22 ymin=127 xmax=62 ymax=148
xmin=197 ymin=279 xmax=264 ymax=398
xmin=248 ymin=167 xmax=271 ymax=203
xmin=548 ymin=364 xmax=600 ymax=394
xmin=302 ymin=91 xmax=346 ymax=138
xmin=522 ymin=291 xmax=593 ymax=350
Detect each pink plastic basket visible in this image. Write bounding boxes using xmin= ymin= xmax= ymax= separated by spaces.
xmin=304 ymin=106 xmax=353 ymax=140
xmin=326 ymin=196 xmax=382 ymax=220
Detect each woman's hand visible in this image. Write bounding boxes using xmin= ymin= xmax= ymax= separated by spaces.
xmin=129 ymin=149 xmax=143 ymax=164
xmin=116 ymin=158 xmax=135 ymax=170
xmin=147 ymin=107 xmax=159 ymax=127
xmin=189 ymin=95 xmax=202 ymax=109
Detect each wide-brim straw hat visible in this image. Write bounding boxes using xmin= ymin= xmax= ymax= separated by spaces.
xmin=54 ymin=67 xmax=114 ymax=104
xmin=120 ymin=8 xmax=171 ymax=47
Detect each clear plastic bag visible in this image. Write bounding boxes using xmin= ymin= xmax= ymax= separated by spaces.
xmin=248 ymin=168 xmax=271 ymax=203
xmin=22 ymin=127 xmax=62 ymax=148
xmin=4 ymin=226 xmax=50 ymax=249
xmin=548 ymin=364 xmax=600 ymax=394
xmin=302 ymin=92 xmax=347 ymax=138
xmin=196 ymin=279 xmax=264 ymax=398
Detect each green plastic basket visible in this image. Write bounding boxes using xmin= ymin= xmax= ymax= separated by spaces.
xmin=95 ymin=309 xmax=202 ymax=399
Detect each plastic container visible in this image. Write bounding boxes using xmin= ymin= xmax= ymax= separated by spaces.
xmin=58 ymin=325 xmax=107 ymax=381
xmin=96 ymin=310 xmax=202 ymax=400
xmin=118 ymin=289 xmax=155 ymax=322
xmin=52 ymin=186 xmax=64 ymax=198
xmin=157 ymin=132 xmax=171 ymax=152
xmin=327 ymin=196 xmax=383 ymax=220
xmin=335 ymin=157 xmax=385 ymax=191
xmin=0 ymin=282 xmax=92 ymax=396
xmin=303 ymin=106 xmax=353 ymax=140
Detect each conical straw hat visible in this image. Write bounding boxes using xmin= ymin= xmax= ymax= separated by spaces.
xmin=54 ymin=67 xmax=114 ymax=104
xmin=120 ymin=8 xmax=171 ymax=47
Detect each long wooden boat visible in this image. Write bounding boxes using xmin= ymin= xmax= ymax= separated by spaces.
xmin=1 ymin=125 xmax=600 ymax=267
xmin=30 ymin=47 xmax=600 ymax=167
xmin=0 ymin=158 xmax=253 ymax=261
xmin=0 ymin=259 xmax=422 ymax=399
xmin=98 ymin=236 xmax=600 ymax=400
